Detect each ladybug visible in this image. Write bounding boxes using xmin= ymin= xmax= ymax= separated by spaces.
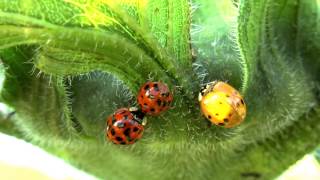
xmin=137 ymin=82 xmax=173 ymax=116
xmin=198 ymin=81 xmax=246 ymax=128
xmin=106 ymin=107 xmax=146 ymax=145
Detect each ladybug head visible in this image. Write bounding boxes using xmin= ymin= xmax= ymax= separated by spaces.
xmin=129 ymin=107 xmax=146 ymax=125
xmin=198 ymin=81 xmax=218 ymax=102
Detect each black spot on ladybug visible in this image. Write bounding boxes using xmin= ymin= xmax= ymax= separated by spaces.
xmin=116 ymin=136 xmax=123 ymax=141
xmin=124 ymin=115 xmax=128 ymax=120
xmin=133 ymin=127 xmax=139 ymax=132
xmin=150 ymin=108 xmax=155 ymax=112
xmin=241 ymin=99 xmax=244 ymax=105
xmin=208 ymin=115 xmax=212 ymax=119
xmin=226 ymin=94 xmax=230 ymax=98
xmin=157 ymin=99 xmax=162 ymax=106
xmin=218 ymin=123 xmax=225 ymax=126
xmin=215 ymin=113 xmax=219 ymax=116
xmin=124 ymin=128 xmax=131 ymax=137
xmin=144 ymin=103 xmax=147 ymax=106
xmin=224 ymin=118 xmax=229 ymax=123
xmin=144 ymin=84 xmax=150 ymax=90
xmin=141 ymin=95 xmax=144 ymax=98
xmin=236 ymin=103 xmax=240 ymax=107
xmin=219 ymin=102 xmax=222 ymax=104
xmin=153 ymin=83 xmax=159 ymax=91
xmin=111 ymin=128 xmax=115 ymax=136
xmin=229 ymin=113 xmax=232 ymax=117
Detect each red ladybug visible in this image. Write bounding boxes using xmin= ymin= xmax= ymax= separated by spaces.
xmin=106 ymin=108 xmax=145 ymax=145
xmin=137 ymin=82 xmax=173 ymax=116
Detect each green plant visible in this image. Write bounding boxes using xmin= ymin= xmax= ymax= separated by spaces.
xmin=315 ymin=148 xmax=320 ymax=163
xmin=0 ymin=0 xmax=319 ymax=179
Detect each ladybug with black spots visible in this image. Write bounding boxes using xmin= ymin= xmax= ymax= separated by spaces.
xmin=106 ymin=107 xmax=146 ymax=145
xmin=137 ymin=81 xmax=173 ymax=116
xmin=198 ymin=81 xmax=246 ymax=128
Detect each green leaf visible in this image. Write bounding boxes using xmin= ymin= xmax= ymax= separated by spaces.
xmin=213 ymin=107 xmax=320 ymax=180
xmin=0 ymin=0 xmax=319 ymax=179
xmin=70 ymin=72 xmax=134 ymax=137
xmin=0 ymin=46 xmax=75 ymax=141
xmin=237 ymin=0 xmax=315 ymax=141
xmin=296 ymin=0 xmax=320 ymax=81
xmin=0 ymin=101 xmax=20 ymax=137
xmin=0 ymin=0 xmax=199 ymax=99
xmin=191 ymin=0 xmax=243 ymax=88
xmin=147 ymin=0 xmax=191 ymax=64
xmin=0 ymin=17 xmax=173 ymax=92
xmin=315 ymin=147 xmax=320 ymax=163
xmin=146 ymin=0 xmax=200 ymax=93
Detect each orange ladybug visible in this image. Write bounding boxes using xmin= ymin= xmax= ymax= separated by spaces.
xmin=106 ymin=108 xmax=146 ymax=145
xmin=137 ymin=82 xmax=173 ymax=116
xmin=198 ymin=81 xmax=246 ymax=128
